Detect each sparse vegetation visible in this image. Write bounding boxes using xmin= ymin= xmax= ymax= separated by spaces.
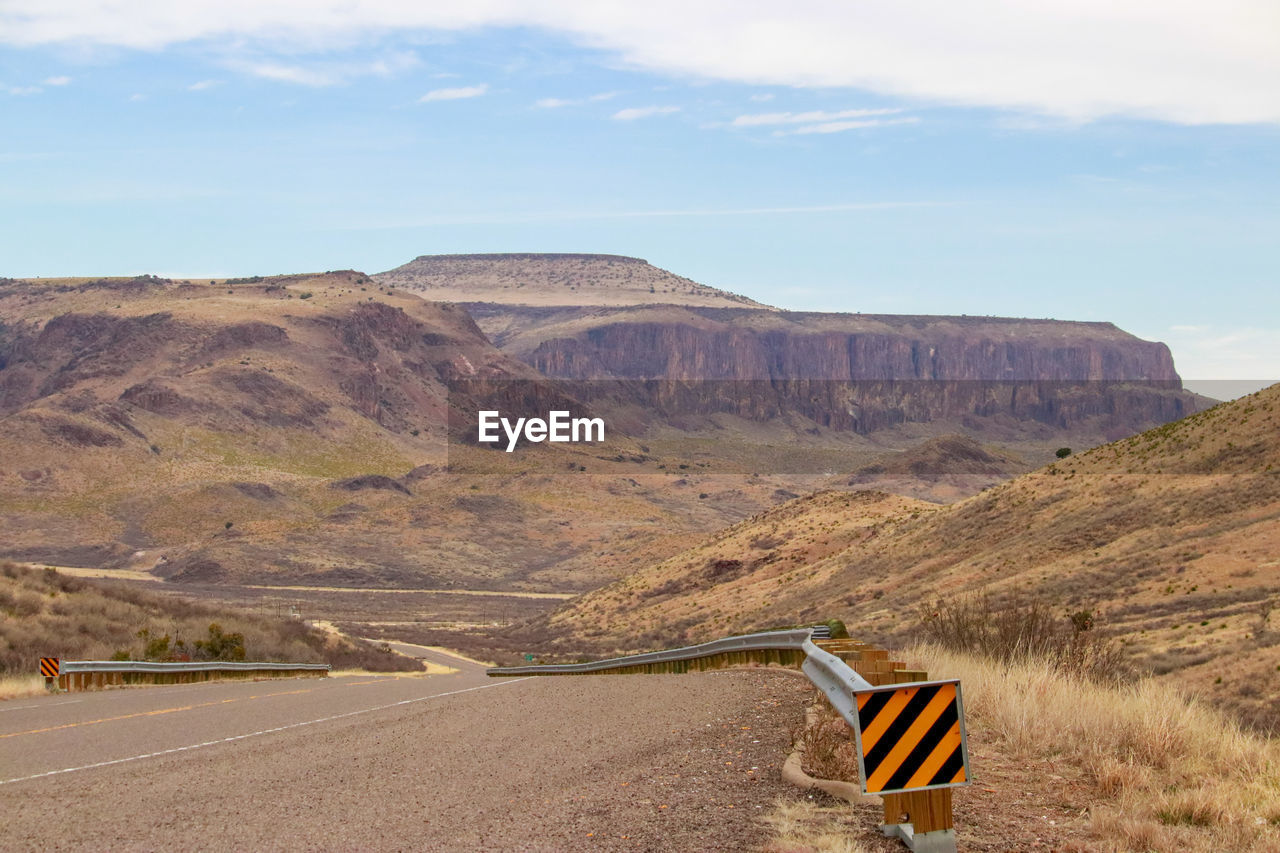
xmin=788 ymin=643 xmax=1280 ymax=851
xmin=918 ymin=593 xmax=1129 ymax=683
xmin=0 ymin=562 xmax=421 ymax=679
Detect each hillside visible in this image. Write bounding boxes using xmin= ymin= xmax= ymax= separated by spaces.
xmin=544 ymin=383 xmax=1280 ymax=728
xmin=374 ymin=253 xmax=767 ymax=308
xmin=839 ymin=434 xmax=1034 ymax=502
xmin=0 ymin=561 xmax=417 ymax=676
xmin=0 ymin=274 xmax=801 ymax=592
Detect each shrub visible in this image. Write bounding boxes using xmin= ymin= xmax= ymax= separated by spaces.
xmin=918 ymin=593 xmax=1128 ymax=683
xmin=195 ymin=623 xmax=246 ymax=661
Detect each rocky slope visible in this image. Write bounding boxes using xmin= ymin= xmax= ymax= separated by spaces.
xmin=0 ymin=274 xmax=798 ymax=590
xmin=543 ymin=383 xmax=1280 ymax=729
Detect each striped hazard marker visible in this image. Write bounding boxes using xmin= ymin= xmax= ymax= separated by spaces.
xmin=852 ymin=679 xmax=970 ymax=795
xmin=40 ymin=657 xmax=60 ymax=678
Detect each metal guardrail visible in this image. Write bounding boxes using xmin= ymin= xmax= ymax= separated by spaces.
xmin=61 ymin=660 xmax=330 ymax=673
xmin=488 ymin=629 xmax=826 ymax=676
xmin=490 ymin=629 xmax=967 ymax=853
xmin=47 ymin=659 xmax=330 ymax=692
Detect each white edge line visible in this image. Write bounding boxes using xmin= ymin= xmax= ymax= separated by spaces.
xmin=0 ymin=677 xmax=530 ymax=787
xmin=0 ymin=699 xmax=83 ymax=713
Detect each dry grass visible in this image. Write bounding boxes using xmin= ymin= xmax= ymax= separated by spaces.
xmin=0 ymin=562 xmax=422 ymax=674
xmin=772 ymin=644 xmax=1280 ymax=851
xmin=759 ymin=798 xmax=873 ymax=853
xmin=0 ymin=674 xmax=47 ymax=701
xmin=908 ymin=644 xmax=1280 ymax=852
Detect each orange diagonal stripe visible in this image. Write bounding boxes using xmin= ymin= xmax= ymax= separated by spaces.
xmin=866 ymin=684 xmax=956 ymax=793
xmin=904 ymin=723 xmax=962 ymax=790
xmin=859 ymin=688 xmax=916 ymax=755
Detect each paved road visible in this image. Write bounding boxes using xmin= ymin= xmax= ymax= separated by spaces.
xmin=0 ymin=648 xmax=811 ymax=851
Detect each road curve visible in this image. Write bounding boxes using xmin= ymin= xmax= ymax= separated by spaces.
xmin=0 ymin=652 xmax=812 ymax=851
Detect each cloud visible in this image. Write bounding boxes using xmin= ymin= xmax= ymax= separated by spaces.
xmin=188 ymin=79 xmax=220 ymax=91
xmin=1149 ymin=324 xmax=1280 ymax=380
xmin=749 ymin=93 xmax=774 ymax=102
xmin=732 ymin=108 xmax=904 ymax=127
xmin=0 ymin=3 xmax=1277 ymax=123
xmin=228 ymin=51 xmax=420 ymax=87
xmin=5 ymin=85 xmax=41 ymax=95
xmin=332 ymin=200 xmax=951 ymax=229
xmin=777 ymin=117 xmax=920 ymax=135
xmin=42 ymin=75 xmax=71 ymax=86
xmin=535 ymin=90 xmax=618 ymax=108
xmin=420 ymin=83 xmax=488 ymax=102
xmin=612 ymin=105 xmax=679 ymax=120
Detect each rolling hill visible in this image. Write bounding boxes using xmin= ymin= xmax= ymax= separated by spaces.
xmin=544 ymin=383 xmax=1280 ymax=728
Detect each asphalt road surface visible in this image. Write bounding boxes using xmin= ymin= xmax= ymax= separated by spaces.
xmin=0 ymin=645 xmax=813 ymax=851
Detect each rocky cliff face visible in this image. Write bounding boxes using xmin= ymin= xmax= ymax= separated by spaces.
xmin=465 ymin=304 xmax=1199 ymax=437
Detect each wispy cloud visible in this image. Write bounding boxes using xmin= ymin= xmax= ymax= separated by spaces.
xmin=1147 ymin=324 xmax=1280 ymax=381
xmin=420 ymin=83 xmax=488 ymax=102
xmin=5 ymin=85 xmax=41 ymax=96
xmin=230 ymin=51 xmax=420 ymax=87
xmin=238 ymin=62 xmax=332 ymax=86
xmin=1 ymin=5 xmax=1276 ymax=123
xmin=42 ymin=75 xmax=71 ymax=86
xmin=331 ymin=200 xmax=952 ymax=230
xmin=535 ymin=91 xmax=618 ymax=108
xmin=732 ymin=108 xmax=904 ymax=127
xmin=612 ymin=105 xmax=679 ymax=120
xmin=777 ymin=117 xmax=919 ymax=136
xmin=749 ymin=93 xmax=774 ymax=102
xmin=188 ymin=79 xmax=220 ymax=91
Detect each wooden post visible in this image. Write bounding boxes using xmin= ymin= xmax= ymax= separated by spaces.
xmin=884 ymin=788 xmax=954 ymax=834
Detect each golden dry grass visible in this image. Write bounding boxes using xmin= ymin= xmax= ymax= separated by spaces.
xmin=759 ymin=798 xmax=873 ymax=853
xmin=909 ymin=644 xmax=1280 ymax=852
xmin=0 ymin=674 xmax=47 ymax=701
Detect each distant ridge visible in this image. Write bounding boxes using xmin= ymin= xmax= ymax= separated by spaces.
xmin=374 ymin=253 xmax=769 ymax=309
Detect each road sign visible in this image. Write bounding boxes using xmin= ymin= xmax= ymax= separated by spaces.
xmin=524 ymin=653 xmax=534 ymax=662
xmin=852 ymin=679 xmax=970 ymax=795
xmin=40 ymin=657 xmax=60 ymax=678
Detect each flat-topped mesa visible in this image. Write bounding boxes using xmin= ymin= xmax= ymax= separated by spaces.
xmin=373 ymin=253 xmax=769 ymax=309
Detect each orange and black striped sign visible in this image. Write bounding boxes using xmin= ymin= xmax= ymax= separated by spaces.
xmin=40 ymin=657 xmax=60 ymax=678
xmin=853 ymin=679 xmax=970 ymax=795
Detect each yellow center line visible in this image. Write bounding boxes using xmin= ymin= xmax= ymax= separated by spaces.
xmin=1 ymin=686 xmax=323 ymax=739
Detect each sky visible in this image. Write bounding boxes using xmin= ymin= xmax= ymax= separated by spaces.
xmin=1 ymin=2 xmax=1277 ymax=384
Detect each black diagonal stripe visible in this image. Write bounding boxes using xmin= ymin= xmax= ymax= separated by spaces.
xmin=932 ymin=743 xmax=966 ymax=787
xmin=882 ymin=700 xmax=959 ymax=792
xmin=857 ymin=690 xmax=895 ymax=732
xmin=863 ymin=685 xmax=942 ymax=776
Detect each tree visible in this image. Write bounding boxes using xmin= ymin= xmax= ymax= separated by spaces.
xmin=1056 ymin=447 xmax=1072 ymax=458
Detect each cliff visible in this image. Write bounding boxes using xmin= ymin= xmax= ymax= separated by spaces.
xmin=463 ymin=303 xmax=1201 ymax=437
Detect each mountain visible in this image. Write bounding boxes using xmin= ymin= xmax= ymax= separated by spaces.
xmin=379 ymin=255 xmax=1205 ymax=445
xmin=543 ymin=383 xmax=1280 ymax=729
xmin=0 ymin=273 xmax=792 ymax=591
xmin=375 ymin=253 xmax=768 ymax=309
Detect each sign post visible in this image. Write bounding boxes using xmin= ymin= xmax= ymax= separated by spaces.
xmin=40 ymin=657 xmax=60 ymax=690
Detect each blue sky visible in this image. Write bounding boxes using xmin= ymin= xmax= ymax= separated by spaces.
xmin=1 ymin=3 xmax=1277 ymax=383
